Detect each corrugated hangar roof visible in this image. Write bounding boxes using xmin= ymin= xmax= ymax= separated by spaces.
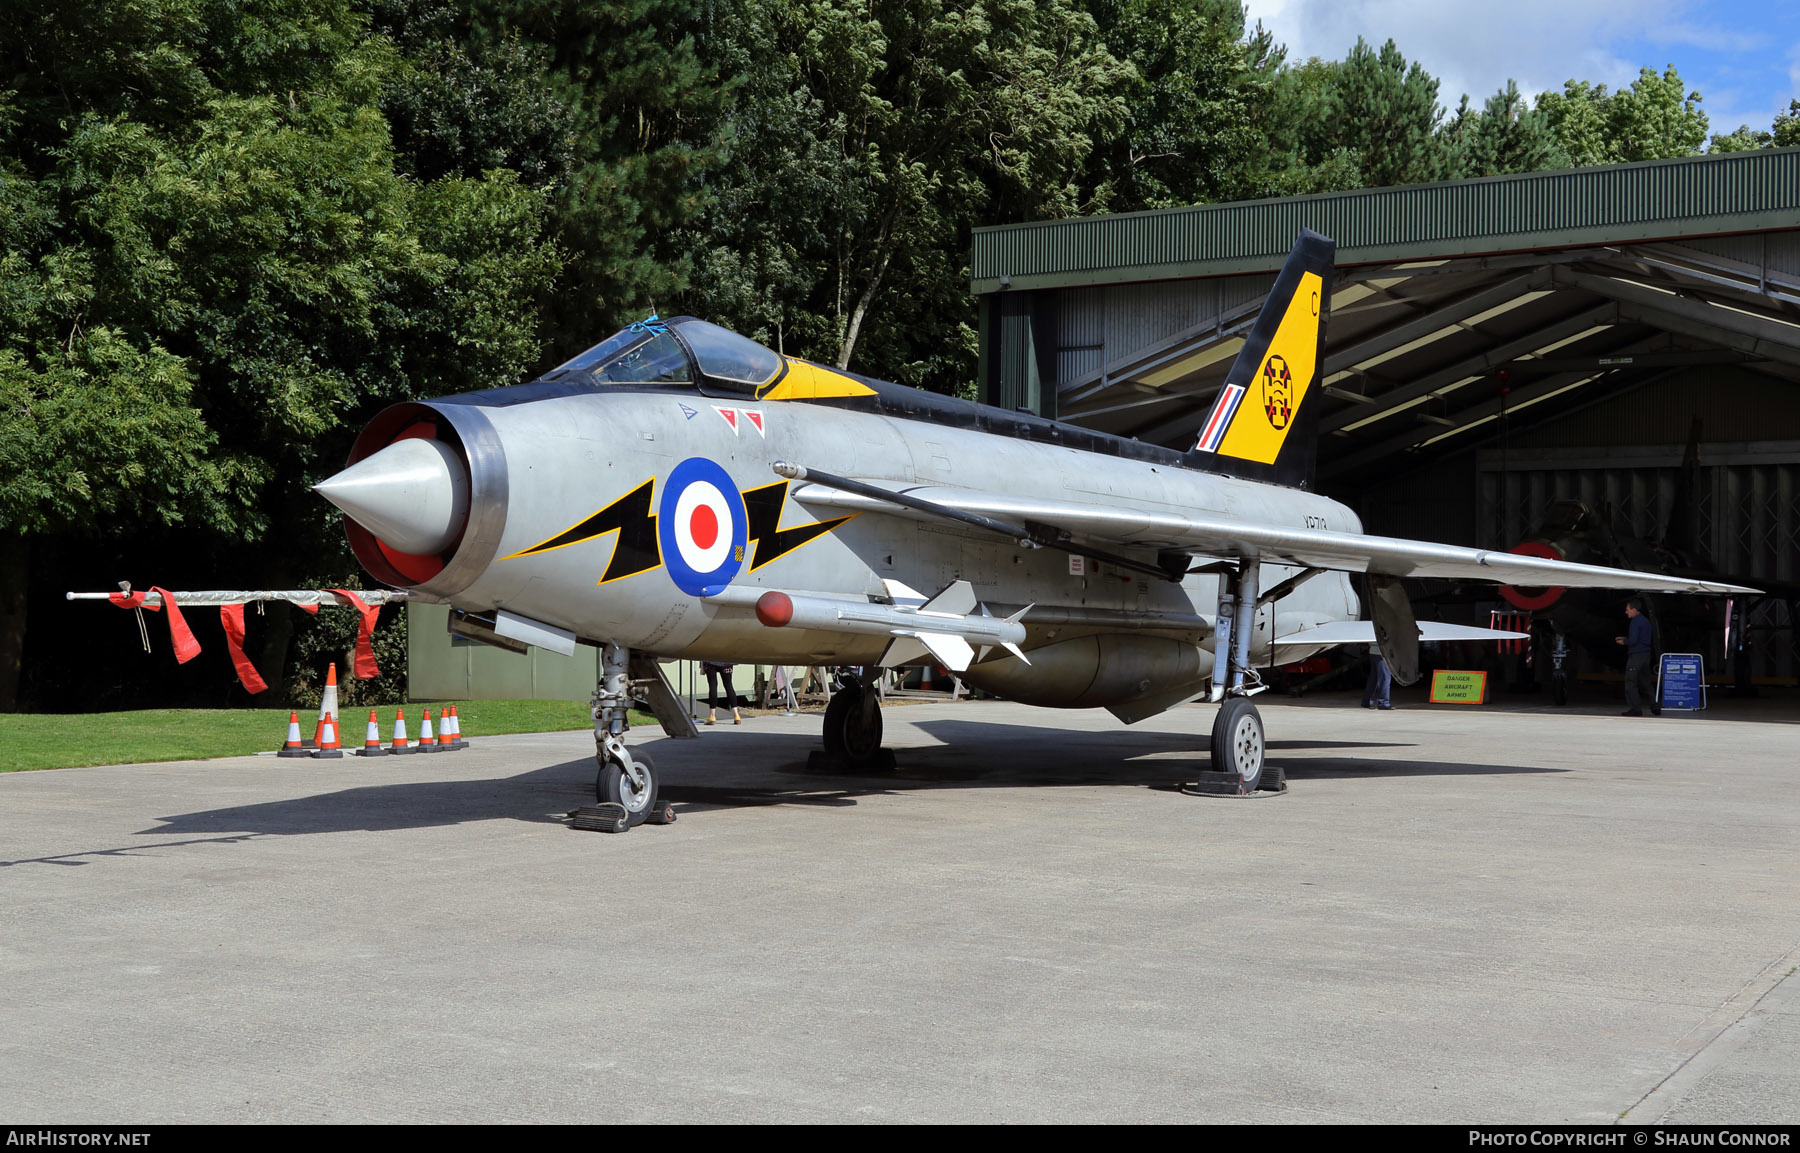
xmin=971 ymin=149 xmax=1800 ymax=488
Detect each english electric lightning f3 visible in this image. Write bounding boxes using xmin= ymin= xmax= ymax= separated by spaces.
xmin=90 ymin=230 xmax=1758 ymax=820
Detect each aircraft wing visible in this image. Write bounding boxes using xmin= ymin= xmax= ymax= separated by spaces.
xmin=1273 ymin=621 xmax=1527 ymax=649
xmin=782 ymin=470 xmax=1760 ymax=595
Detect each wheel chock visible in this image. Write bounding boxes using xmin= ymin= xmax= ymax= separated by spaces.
xmin=644 ymin=803 xmax=677 ymax=826
xmin=1180 ymin=766 xmax=1286 ymax=797
xmin=570 ymin=803 xmax=631 ymax=833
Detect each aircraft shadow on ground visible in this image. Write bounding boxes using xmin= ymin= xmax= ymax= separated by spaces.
xmin=64 ymin=717 xmax=1562 ymax=850
xmin=129 ymin=758 xmax=600 ymax=842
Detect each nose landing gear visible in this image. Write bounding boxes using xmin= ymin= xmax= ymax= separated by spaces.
xmin=578 ymin=640 xmax=668 ymax=831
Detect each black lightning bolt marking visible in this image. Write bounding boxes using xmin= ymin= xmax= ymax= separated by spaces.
xmin=504 ymin=478 xmax=662 ymax=583
xmin=743 ymin=481 xmax=852 ymax=571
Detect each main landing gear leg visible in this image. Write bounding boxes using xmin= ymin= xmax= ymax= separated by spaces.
xmin=813 ymin=666 xmax=896 ymax=772
xmin=587 ymin=641 xmax=666 ymax=828
xmin=1189 ymin=560 xmax=1281 ymax=796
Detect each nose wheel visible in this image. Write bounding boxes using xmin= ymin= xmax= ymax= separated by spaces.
xmin=596 ymin=745 xmax=659 ymax=825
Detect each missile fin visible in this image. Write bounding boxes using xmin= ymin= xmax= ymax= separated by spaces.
xmin=879 ymin=636 xmax=932 ymax=668
xmin=882 ymin=579 xmax=927 ymax=606
xmin=1002 ymin=641 xmax=1032 ymax=666
xmin=916 ymin=631 xmax=975 ymax=672
xmin=921 ymin=579 xmax=977 ymax=617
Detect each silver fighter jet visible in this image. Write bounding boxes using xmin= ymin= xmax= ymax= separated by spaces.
xmin=304 ymin=230 xmax=1752 ymax=821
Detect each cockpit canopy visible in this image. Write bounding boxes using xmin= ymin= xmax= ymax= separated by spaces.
xmin=543 ymin=316 xmax=784 ymax=394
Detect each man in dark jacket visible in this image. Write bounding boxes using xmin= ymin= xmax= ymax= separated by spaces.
xmin=1615 ymin=598 xmax=1660 ymax=717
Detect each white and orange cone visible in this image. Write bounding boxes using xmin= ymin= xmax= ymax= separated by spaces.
xmin=315 ymin=711 xmax=344 ymax=759
xmin=435 ymin=708 xmax=454 ymax=749
xmin=389 ymin=708 xmax=413 ymax=754
xmin=417 ymin=708 xmax=437 ymax=752
xmin=277 ymin=711 xmax=309 ymax=758
xmin=448 ymin=705 xmax=468 ymax=749
xmin=316 ymin=663 xmax=339 ymax=736
xmin=356 ymin=709 xmax=387 ymax=757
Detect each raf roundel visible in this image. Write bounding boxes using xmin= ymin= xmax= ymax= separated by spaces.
xmin=657 ymin=457 xmax=749 ymax=597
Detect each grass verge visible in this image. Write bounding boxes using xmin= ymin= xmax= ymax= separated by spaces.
xmin=0 ymin=700 xmax=650 ymax=773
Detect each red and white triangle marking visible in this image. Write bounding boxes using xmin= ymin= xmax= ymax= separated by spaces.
xmin=711 ymin=406 xmax=765 ymax=437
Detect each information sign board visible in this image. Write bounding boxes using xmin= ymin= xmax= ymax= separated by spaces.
xmin=1657 ymin=653 xmax=1706 ymax=711
xmin=1429 ymin=670 xmax=1487 ymax=704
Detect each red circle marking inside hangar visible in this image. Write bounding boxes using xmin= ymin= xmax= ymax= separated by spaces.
xmin=1498 ymin=541 xmax=1566 ymax=611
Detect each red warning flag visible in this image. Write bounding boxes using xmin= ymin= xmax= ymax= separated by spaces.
xmin=219 ymin=604 xmax=268 ymax=693
xmin=326 ymin=588 xmax=381 ymax=679
xmin=108 ymin=590 xmax=147 ymax=609
xmin=147 ymin=587 xmax=201 ymax=664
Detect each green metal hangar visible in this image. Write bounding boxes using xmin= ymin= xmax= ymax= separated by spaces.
xmin=973 ymin=149 xmax=1800 ymax=681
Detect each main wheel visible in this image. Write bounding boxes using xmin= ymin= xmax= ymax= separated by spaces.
xmin=1209 ymin=697 xmax=1265 ymax=789
xmin=822 ymin=683 xmax=884 ymax=767
xmin=1550 ymin=673 xmax=1568 ymax=706
xmin=596 ymin=749 xmax=658 ymax=825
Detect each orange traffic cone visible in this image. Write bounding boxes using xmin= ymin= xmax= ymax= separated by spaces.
xmin=277 ymin=711 xmax=309 ymax=758
xmin=436 ymin=707 xmax=455 ymax=749
xmin=448 ymin=705 xmax=468 ymax=749
xmin=389 ymin=708 xmax=413 ymax=755
xmin=417 ymin=708 xmax=438 ymax=753
xmin=315 ymin=711 xmax=344 ymax=759
xmin=314 ymin=662 xmax=339 ymax=742
xmin=356 ymin=708 xmax=387 ymax=757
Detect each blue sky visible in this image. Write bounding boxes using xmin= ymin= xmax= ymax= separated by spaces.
xmin=1241 ymin=0 xmax=1800 ymax=137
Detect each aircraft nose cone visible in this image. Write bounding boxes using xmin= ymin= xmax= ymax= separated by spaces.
xmin=315 ymin=438 xmax=470 ymax=555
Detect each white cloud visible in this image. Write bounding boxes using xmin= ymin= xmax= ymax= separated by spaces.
xmin=1243 ymin=0 xmax=1683 ymax=105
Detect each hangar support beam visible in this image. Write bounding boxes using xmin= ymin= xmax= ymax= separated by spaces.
xmin=1552 ymin=268 xmax=1800 ymax=369
xmin=1320 ymin=271 xmax=1553 ymax=378
xmin=1317 ymin=303 xmax=1620 ymax=436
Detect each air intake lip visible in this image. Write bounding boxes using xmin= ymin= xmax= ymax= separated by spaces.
xmin=335 ymin=401 xmax=509 ymax=597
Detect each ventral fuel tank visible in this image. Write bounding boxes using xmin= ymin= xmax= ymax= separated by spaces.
xmin=959 ymin=634 xmax=1208 ymax=722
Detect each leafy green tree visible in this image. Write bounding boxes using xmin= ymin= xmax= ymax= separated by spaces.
xmin=483 ymin=1 xmax=736 ymax=361
xmin=1539 ymin=66 xmax=1708 ymax=166
xmin=369 ymin=0 xmax=577 ymax=188
xmin=1446 ymin=80 xmax=1566 ymax=178
xmin=1772 ymin=100 xmax=1800 ymax=148
xmin=682 ymin=0 xmax=1128 ymax=392
xmin=0 ymin=0 xmax=561 ymax=709
xmin=1709 ymin=125 xmax=1772 ymax=153
xmin=1080 ymin=0 xmax=1290 ymax=211
xmin=1283 ymin=38 xmax=1449 ymax=189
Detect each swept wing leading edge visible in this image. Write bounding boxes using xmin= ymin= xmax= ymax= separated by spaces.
xmin=787 ymin=477 xmax=1759 ymax=596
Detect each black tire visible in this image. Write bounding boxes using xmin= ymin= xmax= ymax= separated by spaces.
xmin=1209 ymin=697 xmax=1265 ymax=789
xmin=822 ymin=684 xmax=884 ymax=768
xmin=596 ymin=750 xmax=658 ymax=825
xmin=1551 ymin=674 xmax=1568 ymax=707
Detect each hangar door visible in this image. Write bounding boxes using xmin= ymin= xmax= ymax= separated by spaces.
xmin=1476 ymin=444 xmax=1799 ymax=679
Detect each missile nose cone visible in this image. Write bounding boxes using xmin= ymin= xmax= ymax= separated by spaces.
xmin=315 ymin=438 xmax=470 ymax=555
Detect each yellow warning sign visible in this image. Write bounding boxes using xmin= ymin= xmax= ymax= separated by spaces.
xmin=1429 ymin=670 xmax=1487 ymax=704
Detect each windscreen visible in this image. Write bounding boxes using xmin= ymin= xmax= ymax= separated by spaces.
xmin=544 ymin=322 xmax=693 ymax=385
